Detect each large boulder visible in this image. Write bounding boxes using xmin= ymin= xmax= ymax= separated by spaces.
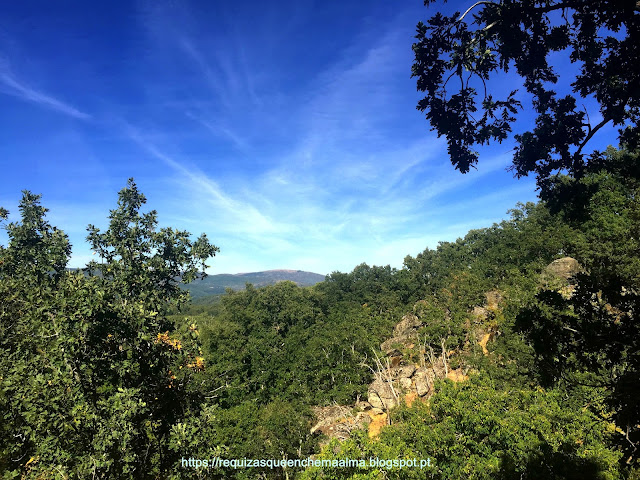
xmin=542 ymin=257 xmax=583 ymax=298
xmin=399 ymin=377 xmax=412 ymax=390
xmin=414 ymin=373 xmax=431 ymax=397
xmin=544 ymin=257 xmax=581 ymax=282
xmin=390 ymin=364 xmax=416 ymax=379
xmin=393 ymin=313 xmax=422 ymax=337
xmin=368 ymin=378 xmax=398 ymax=410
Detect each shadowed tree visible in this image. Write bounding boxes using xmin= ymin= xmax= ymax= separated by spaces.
xmin=412 ymin=0 xmax=640 ymax=196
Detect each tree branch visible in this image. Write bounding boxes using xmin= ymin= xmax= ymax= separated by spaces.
xmin=575 ymin=117 xmax=610 ymax=158
xmin=458 ymin=1 xmax=496 ymax=22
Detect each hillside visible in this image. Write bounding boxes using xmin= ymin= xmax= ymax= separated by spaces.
xmin=182 ymin=269 xmax=326 ymax=300
xmin=2 ymin=148 xmax=639 ymax=479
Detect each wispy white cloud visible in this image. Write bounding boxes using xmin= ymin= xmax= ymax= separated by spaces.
xmin=0 ymin=65 xmax=90 ymax=120
xmin=125 ymin=126 xmax=286 ymax=237
xmin=294 ymin=25 xmax=411 ymax=158
xmin=184 ymin=111 xmax=250 ymax=152
xmin=68 ymin=3 xmax=535 ymax=274
xmin=179 ymin=37 xmax=236 ymax=112
xmin=1 ymin=1 xmax=542 ymax=276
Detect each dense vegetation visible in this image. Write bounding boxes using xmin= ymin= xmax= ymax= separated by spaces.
xmin=1 ymin=147 xmax=638 ymax=479
xmin=2 ymin=0 xmax=639 ymax=477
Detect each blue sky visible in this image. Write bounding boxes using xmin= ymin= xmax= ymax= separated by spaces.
xmin=0 ymin=0 xmax=616 ymax=275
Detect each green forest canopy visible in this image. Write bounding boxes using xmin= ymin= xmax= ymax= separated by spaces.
xmin=1 ymin=0 xmax=640 ymax=477
xmin=1 ymin=147 xmax=639 ymax=479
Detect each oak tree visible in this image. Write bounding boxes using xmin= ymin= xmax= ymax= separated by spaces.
xmin=0 ymin=180 xmax=219 ymax=479
xmin=412 ymin=0 xmax=640 ymax=194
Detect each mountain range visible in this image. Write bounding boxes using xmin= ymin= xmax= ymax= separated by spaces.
xmin=182 ymin=269 xmax=326 ymax=300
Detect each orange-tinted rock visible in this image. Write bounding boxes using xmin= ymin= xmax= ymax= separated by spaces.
xmin=404 ymin=391 xmax=418 ymax=407
xmin=446 ymin=369 xmax=469 ymax=383
xmin=368 ymin=409 xmax=388 ymax=438
xmin=479 ymin=332 xmax=493 ymax=355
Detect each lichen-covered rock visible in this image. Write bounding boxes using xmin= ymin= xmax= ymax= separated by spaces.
xmin=311 ymin=405 xmax=372 ymax=444
xmin=368 ymin=378 xmax=398 ymax=410
xmin=368 ymin=393 xmax=384 ymax=410
xmin=393 ymin=313 xmax=422 ymax=337
xmin=399 ymin=377 xmax=412 ymax=390
xmin=544 ymin=257 xmax=581 ymax=282
xmin=472 ymin=305 xmax=489 ymax=322
xmin=414 ymin=373 xmax=431 ymax=397
xmin=391 ymin=364 xmax=416 ymax=379
xmin=541 ymin=257 xmax=583 ymax=298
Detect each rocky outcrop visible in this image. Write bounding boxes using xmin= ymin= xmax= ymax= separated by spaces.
xmin=310 ymin=405 xmax=371 ymax=444
xmin=312 ymin=299 xmax=471 ymax=443
xmin=366 ymin=297 xmax=474 ymax=431
xmin=380 ymin=313 xmax=423 ymax=355
xmin=544 ymin=257 xmax=581 ymax=282
xmin=366 ymin=364 xmax=421 ymax=410
xmin=469 ymin=290 xmax=504 ymax=355
xmin=368 ymin=377 xmax=398 ymax=410
xmin=541 ymin=257 xmax=583 ymax=298
xmin=310 ymin=260 xmax=598 ymax=444
xmin=366 ymin=359 xmax=469 ymax=415
xmin=471 ymin=290 xmax=503 ymax=323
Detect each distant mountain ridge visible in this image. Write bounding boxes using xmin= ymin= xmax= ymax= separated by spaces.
xmin=183 ymin=269 xmax=326 ymax=300
xmin=235 ymin=268 xmax=301 ymax=275
xmin=64 ymin=267 xmax=325 ymax=301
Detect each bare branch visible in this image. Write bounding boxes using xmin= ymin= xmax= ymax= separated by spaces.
xmin=371 ymin=348 xmax=399 ymax=402
xmin=458 ymin=1 xmax=496 ymax=22
xmin=562 ymin=325 xmax=579 ymax=334
xmin=441 ymin=338 xmax=449 ymax=376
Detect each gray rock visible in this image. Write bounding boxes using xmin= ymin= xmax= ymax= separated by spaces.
xmin=399 ymin=377 xmax=412 ymax=390
xmin=414 ymin=374 xmax=431 ymax=397
xmin=544 ymin=257 xmax=581 ymax=282
xmin=397 ymin=364 xmax=416 ymax=378
xmin=368 ymin=392 xmax=384 ymax=410
xmin=393 ymin=313 xmax=423 ymax=337
xmin=368 ymin=378 xmax=398 ymax=410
